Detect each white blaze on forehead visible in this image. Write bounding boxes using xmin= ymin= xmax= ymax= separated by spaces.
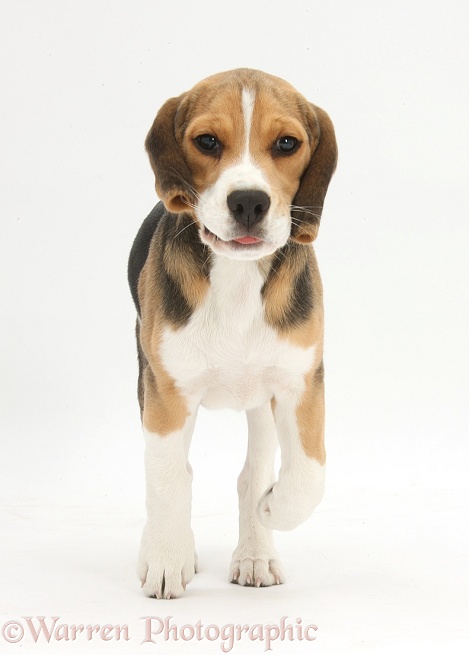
xmin=241 ymin=87 xmax=256 ymax=162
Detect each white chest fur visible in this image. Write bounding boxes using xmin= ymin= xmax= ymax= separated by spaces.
xmin=159 ymin=256 xmax=316 ymax=411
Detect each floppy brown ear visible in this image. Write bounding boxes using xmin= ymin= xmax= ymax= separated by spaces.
xmin=145 ymin=94 xmax=196 ymax=213
xmin=290 ymin=104 xmax=338 ymax=243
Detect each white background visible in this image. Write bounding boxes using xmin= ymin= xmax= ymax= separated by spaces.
xmin=1 ymin=0 xmax=468 ymax=653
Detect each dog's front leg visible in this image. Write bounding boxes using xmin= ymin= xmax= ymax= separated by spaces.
xmin=138 ymin=409 xmax=197 ymax=599
xmin=230 ymin=404 xmax=285 ymax=586
xmin=258 ymin=366 xmax=326 ymax=531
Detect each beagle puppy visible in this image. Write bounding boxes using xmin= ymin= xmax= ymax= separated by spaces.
xmin=128 ymin=68 xmax=337 ymax=599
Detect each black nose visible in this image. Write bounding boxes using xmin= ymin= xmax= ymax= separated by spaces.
xmin=227 ymin=189 xmax=271 ymax=229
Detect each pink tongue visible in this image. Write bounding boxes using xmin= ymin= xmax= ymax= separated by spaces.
xmin=233 ymin=236 xmax=262 ymax=244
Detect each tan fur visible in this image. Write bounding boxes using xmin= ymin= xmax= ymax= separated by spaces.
xmin=181 ymin=82 xmax=246 ymax=193
xmin=142 ymin=362 xmax=188 ymax=436
xmin=271 ymin=396 xmax=277 ymax=414
xmin=296 ymin=362 xmax=326 ymax=463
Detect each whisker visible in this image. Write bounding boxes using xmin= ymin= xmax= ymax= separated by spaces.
xmin=290 ymin=205 xmax=323 ymax=218
xmin=180 ymin=200 xmax=199 ymax=211
xmin=290 ymin=206 xmax=322 ymax=215
xmin=173 ymin=220 xmax=196 ymax=240
xmin=275 ymin=246 xmax=287 ymax=259
xmin=289 ymin=212 xmax=321 ymax=223
xmin=290 ymin=218 xmax=307 ymax=228
xmin=202 ymin=247 xmax=212 ymax=269
xmin=290 ymin=204 xmax=324 ymax=210
xmin=270 ymin=252 xmax=284 ymax=274
xmin=169 ymin=168 xmax=201 ymax=200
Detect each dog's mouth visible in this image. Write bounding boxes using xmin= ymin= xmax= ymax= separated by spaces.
xmin=232 ymin=235 xmax=263 ymax=245
xmin=199 ymin=225 xmax=281 ymax=260
xmin=201 ymin=226 xmax=265 ymax=250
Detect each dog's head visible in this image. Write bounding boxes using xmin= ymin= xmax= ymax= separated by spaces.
xmin=145 ymin=69 xmax=337 ymax=260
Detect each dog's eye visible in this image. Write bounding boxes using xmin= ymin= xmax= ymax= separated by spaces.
xmin=195 ymin=134 xmax=220 ymax=153
xmin=275 ymin=136 xmax=299 ymax=154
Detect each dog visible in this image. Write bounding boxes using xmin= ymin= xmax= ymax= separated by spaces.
xmin=128 ymin=68 xmax=337 ymax=598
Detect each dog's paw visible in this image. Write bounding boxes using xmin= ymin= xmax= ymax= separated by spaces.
xmin=138 ymin=526 xmax=196 ymax=599
xmin=229 ymin=536 xmax=285 ymax=587
xmin=230 ymin=555 xmax=285 ymax=587
xmin=257 ymin=472 xmax=324 ymax=531
xmin=257 ymin=484 xmax=300 ymax=530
